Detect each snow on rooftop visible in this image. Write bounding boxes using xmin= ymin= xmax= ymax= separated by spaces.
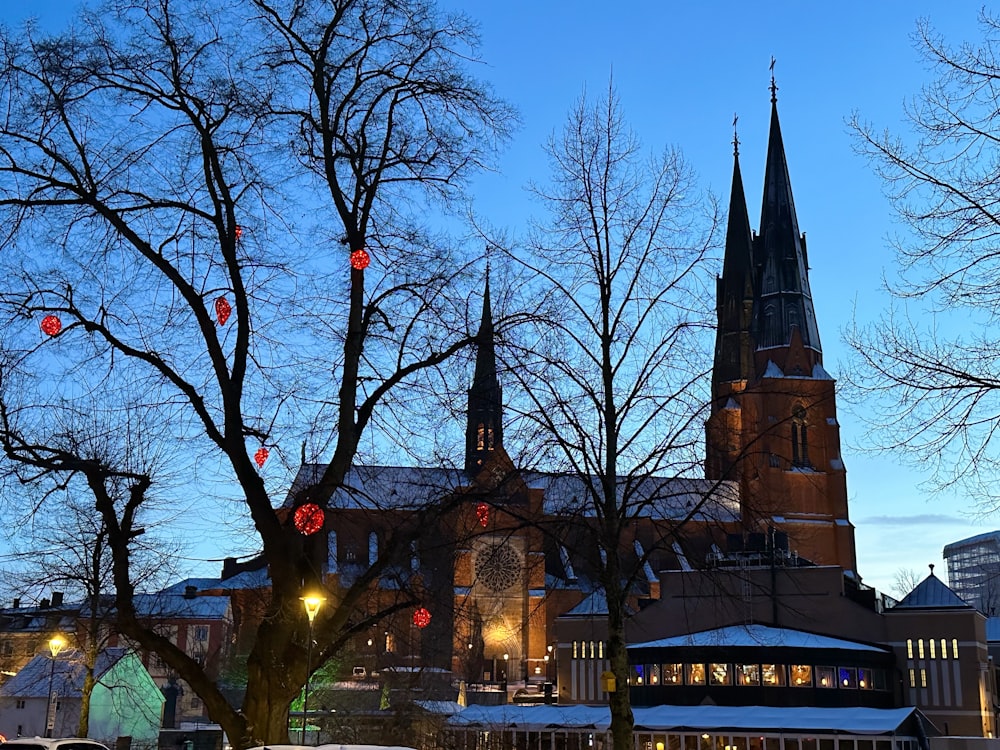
xmin=448 ymin=704 xmax=925 ymax=735
xmin=628 ymin=624 xmax=890 ymax=653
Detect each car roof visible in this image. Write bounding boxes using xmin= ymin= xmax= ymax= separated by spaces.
xmin=3 ymin=739 xmax=110 ymax=750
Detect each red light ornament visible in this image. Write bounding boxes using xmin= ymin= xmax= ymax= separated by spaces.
xmin=293 ymin=503 xmax=325 ymax=535
xmin=234 ymin=225 xmax=243 ymax=242
xmin=215 ymin=297 xmax=231 ymax=326
xmin=254 ymin=447 xmax=269 ymax=468
xmin=476 ymin=502 xmax=489 ymax=528
xmin=350 ymin=249 xmax=370 ymax=270
xmin=412 ymin=607 xmax=431 ymax=629
xmin=40 ymin=315 xmax=62 ymax=336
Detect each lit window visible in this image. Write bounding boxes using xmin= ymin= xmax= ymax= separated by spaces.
xmin=662 ymin=663 xmax=683 ymax=684
xmin=816 ymin=666 xmax=835 ymax=688
xmin=573 ymin=641 xmax=578 ymax=659
xmin=599 ymin=641 xmax=604 ymax=659
xmin=909 ymin=669 xmax=916 ymax=687
xmin=762 ymin=664 xmax=786 ymax=686
xmin=590 ymin=641 xmax=596 ymax=659
xmin=953 ymin=639 xmax=959 ymax=658
xmin=476 ymin=424 xmax=484 ymax=450
xmin=839 ymin=667 xmax=857 ymax=688
xmin=907 ymin=639 xmax=913 ymax=659
xmin=709 ymin=663 xmax=731 ymax=686
xmin=790 ymin=664 xmax=813 ymax=687
xmin=859 ymin=668 xmax=873 ymax=689
xmin=941 ymin=639 xmax=947 ymax=659
xmin=649 ymin=663 xmax=661 ymax=684
xmin=686 ymin=663 xmax=705 ymax=684
xmin=918 ymin=639 xmax=925 ymax=659
xmin=634 ymin=665 xmax=644 ymax=685
xmin=929 ymin=639 xmax=936 ymax=659
xmin=920 ymin=669 xmax=927 ymax=688
xmin=738 ymin=664 xmax=760 ymax=685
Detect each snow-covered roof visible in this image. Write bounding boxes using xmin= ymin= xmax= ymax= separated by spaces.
xmin=287 ymin=464 xmax=467 ymax=511
xmin=526 ymin=474 xmax=740 ymax=522
xmin=629 ymin=624 xmax=890 ymax=653
xmin=286 ymin=464 xmax=740 ymax=523
xmin=0 ymin=647 xmax=132 ymax=698
xmin=448 ymin=704 xmax=928 ymax=735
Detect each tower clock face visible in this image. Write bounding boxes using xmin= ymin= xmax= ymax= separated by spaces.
xmin=475 ymin=542 xmax=522 ymax=592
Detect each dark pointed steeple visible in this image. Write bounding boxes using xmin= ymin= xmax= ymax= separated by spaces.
xmin=753 ymin=95 xmax=822 ymax=369
xmin=711 ymin=130 xmax=756 ymax=403
xmin=465 ymin=272 xmax=503 ymax=475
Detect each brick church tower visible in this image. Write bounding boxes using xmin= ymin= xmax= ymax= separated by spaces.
xmin=705 ymin=89 xmax=857 ymax=574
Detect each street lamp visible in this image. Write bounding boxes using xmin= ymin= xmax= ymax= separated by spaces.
xmin=500 ymin=652 xmax=509 ymax=700
xmin=300 ymin=595 xmax=325 ymax=745
xmin=45 ymin=635 xmax=66 ymax=738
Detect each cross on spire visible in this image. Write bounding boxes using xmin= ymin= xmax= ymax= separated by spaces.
xmin=769 ymin=56 xmax=778 ymax=103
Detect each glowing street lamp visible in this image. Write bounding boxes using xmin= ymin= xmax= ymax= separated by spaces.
xmin=300 ymin=595 xmax=324 ymax=745
xmin=45 ymin=635 xmax=66 ymax=737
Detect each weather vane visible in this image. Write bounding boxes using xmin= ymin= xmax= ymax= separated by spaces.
xmin=732 ymin=113 xmax=739 ymax=156
xmin=769 ymin=56 xmax=778 ymax=103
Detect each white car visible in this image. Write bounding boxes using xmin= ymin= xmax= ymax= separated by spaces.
xmin=1 ymin=739 xmax=110 ymax=750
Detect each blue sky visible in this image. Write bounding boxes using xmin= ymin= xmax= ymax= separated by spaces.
xmin=2 ymin=1 xmax=994 ymax=596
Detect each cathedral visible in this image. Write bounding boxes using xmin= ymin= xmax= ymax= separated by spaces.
xmin=231 ymin=89 xmax=997 ymax=742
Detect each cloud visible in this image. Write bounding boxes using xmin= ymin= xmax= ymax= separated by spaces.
xmin=857 ymin=514 xmax=970 ymax=527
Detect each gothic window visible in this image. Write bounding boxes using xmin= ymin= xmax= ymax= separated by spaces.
xmin=487 ymin=425 xmax=495 ymax=450
xmin=791 ymin=405 xmax=809 ymax=467
xmin=474 ymin=542 xmax=522 ymax=592
xmin=476 ymin=424 xmax=485 ymax=450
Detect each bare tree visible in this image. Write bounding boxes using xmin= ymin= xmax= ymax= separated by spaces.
xmin=891 ymin=567 xmax=924 ymax=600
xmin=0 ymin=0 xmax=513 ymax=746
xmin=498 ymin=82 xmax=719 ymax=749
xmin=847 ymin=11 xmax=1000 ymax=509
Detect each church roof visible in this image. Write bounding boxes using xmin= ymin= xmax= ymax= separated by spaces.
xmin=629 ymin=624 xmax=889 ymax=653
xmin=752 ymin=96 xmax=822 ymax=358
xmin=891 ymin=571 xmax=971 ymax=610
xmin=712 ymin=148 xmax=755 ymax=389
xmin=285 ymin=463 xmax=740 ymax=523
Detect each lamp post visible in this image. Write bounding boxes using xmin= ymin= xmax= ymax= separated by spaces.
xmin=300 ymin=595 xmax=324 ymax=745
xmin=45 ymin=635 xmax=66 ymax=738
xmin=500 ymin=652 xmax=509 ymax=701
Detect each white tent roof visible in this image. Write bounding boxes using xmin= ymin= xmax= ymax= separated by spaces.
xmin=449 ymin=704 xmax=927 ymax=735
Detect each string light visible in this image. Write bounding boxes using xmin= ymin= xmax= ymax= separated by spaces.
xmin=350 ymin=249 xmax=371 ymax=270
xmin=40 ymin=315 xmax=62 ymax=336
xmin=254 ymin=447 xmax=269 ymax=468
xmin=215 ymin=297 xmax=232 ymax=326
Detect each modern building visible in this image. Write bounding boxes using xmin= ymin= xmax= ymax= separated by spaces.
xmin=943 ymin=532 xmax=1000 ymax=615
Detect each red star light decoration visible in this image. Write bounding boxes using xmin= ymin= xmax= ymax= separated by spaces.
xmin=254 ymin=447 xmax=269 ymax=468
xmin=412 ymin=607 xmax=431 ymax=629
xmin=350 ymin=248 xmax=370 ymax=270
xmin=476 ymin=502 xmax=489 ymax=528
xmin=234 ymin=225 xmax=243 ymax=242
xmin=215 ymin=297 xmax=232 ymax=326
xmin=293 ymin=503 xmax=325 ymax=536
xmin=40 ymin=315 xmax=62 ymax=336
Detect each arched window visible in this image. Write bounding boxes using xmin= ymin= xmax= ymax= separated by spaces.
xmin=791 ymin=405 xmax=809 ymax=467
xmin=476 ymin=424 xmax=485 ymax=450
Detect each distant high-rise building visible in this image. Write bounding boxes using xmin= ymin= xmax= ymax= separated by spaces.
xmin=943 ymin=531 xmax=1000 ymax=614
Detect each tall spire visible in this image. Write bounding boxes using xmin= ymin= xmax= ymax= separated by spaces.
xmin=752 ymin=92 xmax=822 ymax=369
xmin=465 ymin=269 xmax=503 ymax=475
xmin=711 ymin=132 xmax=756 ymax=400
